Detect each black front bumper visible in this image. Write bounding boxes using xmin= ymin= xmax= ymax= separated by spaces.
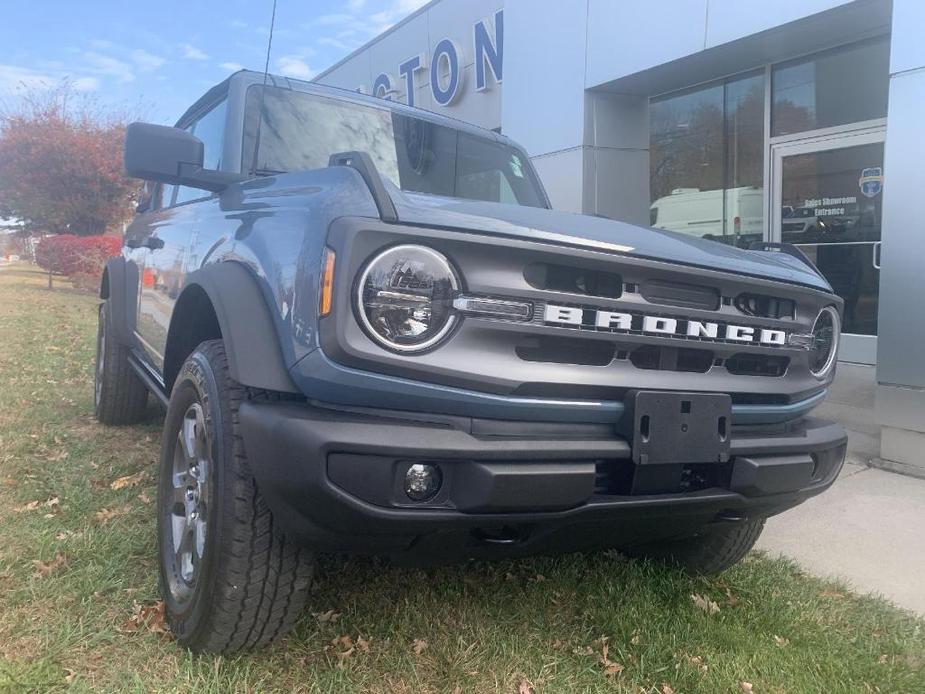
xmin=239 ymin=401 xmax=847 ymax=562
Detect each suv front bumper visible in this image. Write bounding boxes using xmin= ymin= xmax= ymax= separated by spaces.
xmin=239 ymin=401 xmax=846 ymax=562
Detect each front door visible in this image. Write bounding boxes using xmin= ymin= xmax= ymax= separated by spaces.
xmin=771 ymin=128 xmax=885 ymax=364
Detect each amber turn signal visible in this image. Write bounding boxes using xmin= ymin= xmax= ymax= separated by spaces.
xmin=319 ymin=247 xmax=335 ymax=317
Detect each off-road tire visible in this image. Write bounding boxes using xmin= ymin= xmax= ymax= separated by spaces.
xmin=94 ymin=301 xmax=148 ymax=425
xmin=630 ymin=519 xmax=765 ymax=575
xmin=157 ymin=339 xmax=314 ymax=653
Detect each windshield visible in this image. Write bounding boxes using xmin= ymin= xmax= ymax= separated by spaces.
xmin=244 ymin=86 xmax=547 ymax=208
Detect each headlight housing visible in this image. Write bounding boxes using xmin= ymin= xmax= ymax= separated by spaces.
xmin=809 ymin=306 xmax=840 ymax=378
xmin=356 ymin=245 xmax=459 ymax=352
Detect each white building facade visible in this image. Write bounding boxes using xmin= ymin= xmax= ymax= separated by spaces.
xmin=315 ymin=0 xmax=925 ymax=476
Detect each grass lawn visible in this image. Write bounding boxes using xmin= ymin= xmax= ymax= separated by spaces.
xmin=0 ymin=263 xmax=923 ymax=693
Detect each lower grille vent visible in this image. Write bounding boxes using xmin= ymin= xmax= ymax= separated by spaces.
xmin=725 ymin=353 xmax=789 ymax=377
xmin=629 ymin=346 xmax=713 ymax=373
xmin=516 ymin=336 xmax=615 ymax=366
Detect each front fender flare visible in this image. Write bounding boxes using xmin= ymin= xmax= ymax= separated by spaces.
xmin=182 ymin=263 xmax=299 ymax=394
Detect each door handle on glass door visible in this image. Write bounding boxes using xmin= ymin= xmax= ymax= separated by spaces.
xmin=872 ymin=242 xmax=881 ymax=270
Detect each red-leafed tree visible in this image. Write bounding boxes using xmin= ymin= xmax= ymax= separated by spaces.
xmin=0 ymin=82 xmax=138 ymax=237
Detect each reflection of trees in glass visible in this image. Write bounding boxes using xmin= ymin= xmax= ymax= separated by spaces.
xmin=649 ymin=74 xmax=765 ymax=244
xmin=770 ymin=100 xmax=815 ymax=139
xmin=650 ymin=89 xmax=723 ymax=201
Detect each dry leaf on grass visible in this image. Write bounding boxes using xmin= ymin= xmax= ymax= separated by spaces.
xmin=122 ymin=600 xmax=168 ymax=634
xmin=412 ymin=638 xmax=428 ymax=655
xmin=94 ymin=506 xmax=130 ymax=523
xmin=325 ymin=635 xmax=356 ymax=662
xmin=110 ymin=471 xmax=147 ymax=490
xmin=517 ymin=679 xmax=536 ymax=694
xmin=691 ymin=593 xmax=721 ymax=615
xmin=773 ymin=635 xmax=789 ymax=647
xmin=661 ymin=684 xmax=676 ymax=694
xmin=820 ymin=588 xmax=846 ymax=600
xmin=137 ymin=492 xmax=153 ymax=504
xmin=312 ymin=609 xmax=341 ymax=623
xmin=740 ymin=682 xmax=754 ymax=692
xmin=32 ymin=552 xmax=67 ymax=577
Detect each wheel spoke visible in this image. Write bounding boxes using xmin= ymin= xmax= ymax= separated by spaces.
xmin=180 ymin=413 xmax=198 ymax=463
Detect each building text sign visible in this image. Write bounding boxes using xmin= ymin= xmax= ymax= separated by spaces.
xmin=362 ymin=9 xmax=503 ymax=108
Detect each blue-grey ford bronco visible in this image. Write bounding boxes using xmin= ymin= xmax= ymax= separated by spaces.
xmin=95 ymin=70 xmax=847 ymax=652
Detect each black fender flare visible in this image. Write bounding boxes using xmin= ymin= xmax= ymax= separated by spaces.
xmin=176 ymin=262 xmax=299 ymax=394
xmin=100 ymin=255 xmax=136 ymax=345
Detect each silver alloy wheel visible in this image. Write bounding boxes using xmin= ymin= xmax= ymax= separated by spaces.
xmin=169 ymin=403 xmax=212 ymax=594
xmin=94 ymin=306 xmax=105 ymax=408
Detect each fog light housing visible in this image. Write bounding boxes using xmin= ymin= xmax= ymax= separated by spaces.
xmin=404 ymin=463 xmax=442 ymax=501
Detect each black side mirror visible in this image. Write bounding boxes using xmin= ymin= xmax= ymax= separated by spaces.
xmin=124 ymin=122 xmax=245 ymax=193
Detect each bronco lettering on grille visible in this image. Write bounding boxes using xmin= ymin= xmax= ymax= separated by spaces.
xmin=543 ymin=304 xmax=787 ymax=346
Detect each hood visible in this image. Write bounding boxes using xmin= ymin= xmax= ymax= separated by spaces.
xmin=390 ymin=191 xmax=832 ymax=292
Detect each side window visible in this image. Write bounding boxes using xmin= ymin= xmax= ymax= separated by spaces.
xmin=174 ymin=99 xmax=227 ymax=206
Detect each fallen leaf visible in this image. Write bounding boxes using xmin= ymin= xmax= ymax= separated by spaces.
xmin=412 ymin=638 xmax=428 ymax=655
xmin=773 ymin=635 xmax=789 ymax=647
xmin=356 ymin=636 xmax=371 ymax=653
xmin=691 ymin=593 xmax=721 ymax=615
xmin=820 ymin=588 xmax=846 ymax=600
xmin=740 ymin=682 xmax=754 ymax=692
xmin=725 ymin=587 xmax=739 ymax=606
xmin=110 ymin=471 xmax=147 ymax=490
xmin=877 ymin=654 xmax=889 ymax=664
xmin=32 ymin=552 xmax=67 ymax=577
xmin=137 ymin=492 xmax=153 ymax=504
xmin=44 ymin=496 xmax=60 ymax=510
xmin=64 ymin=669 xmax=77 ymax=684
xmin=630 ymin=629 xmax=641 ymax=645
xmin=93 ymin=508 xmax=121 ymax=523
xmin=14 ymin=500 xmax=41 ymax=512
xmin=517 ymin=679 xmax=535 ymax=694
xmin=661 ymin=685 xmax=676 ymax=694
xmin=122 ymin=600 xmax=168 ymax=634
xmin=596 ymin=639 xmax=624 ymax=676
xmin=325 ymin=635 xmax=355 ymax=662
xmin=312 ymin=609 xmax=341 ymax=623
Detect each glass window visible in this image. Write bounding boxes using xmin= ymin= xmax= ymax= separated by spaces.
xmin=649 ymin=71 xmax=764 ymax=248
xmin=175 ymin=100 xmax=227 ymax=205
xmin=779 ymin=142 xmax=884 ymax=335
xmin=243 ymin=86 xmax=547 ymax=208
xmin=772 ymin=38 xmax=889 ymax=136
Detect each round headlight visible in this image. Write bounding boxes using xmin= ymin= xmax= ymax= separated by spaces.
xmin=809 ymin=306 xmax=840 ymax=378
xmin=356 ymin=245 xmax=459 ymax=352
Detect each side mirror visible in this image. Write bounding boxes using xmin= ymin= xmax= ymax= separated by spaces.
xmin=124 ymin=122 xmax=244 ymax=193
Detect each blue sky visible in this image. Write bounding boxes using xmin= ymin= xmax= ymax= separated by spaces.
xmin=0 ymin=0 xmax=429 ymax=123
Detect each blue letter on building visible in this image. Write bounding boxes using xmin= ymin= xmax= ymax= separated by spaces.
xmin=398 ymin=55 xmax=423 ymax=107
xmin=372 ymin=73 xmax=393 ymax=100
xmin=474 ymin=9 xmax=503 ymax=91
xmin=430 ymin=39 xmax=461 ymax=106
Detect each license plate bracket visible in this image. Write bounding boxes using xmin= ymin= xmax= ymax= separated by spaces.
xmin=625 ymin=391 xmax=731 ymax=465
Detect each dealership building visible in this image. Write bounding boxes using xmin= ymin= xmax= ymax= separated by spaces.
xmin=314 ymin=0 xmax=925 ymax=475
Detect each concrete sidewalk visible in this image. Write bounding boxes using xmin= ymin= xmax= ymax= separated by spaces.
xmin=757 ymin=363 xmax=925 ymax=616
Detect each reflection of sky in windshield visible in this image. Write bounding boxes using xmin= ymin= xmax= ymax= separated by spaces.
xmin=257 ymin=92 xmax=401 ymax=185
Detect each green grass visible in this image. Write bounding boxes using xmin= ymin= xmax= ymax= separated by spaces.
xmin=0 ymin=263 xmax=923 ymax=693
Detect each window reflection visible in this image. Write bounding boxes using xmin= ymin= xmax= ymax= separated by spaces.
xmin=649 ymin=72 xmax=764 ymax=248
xmin=772 ymin=38 xmax=889 ymax=137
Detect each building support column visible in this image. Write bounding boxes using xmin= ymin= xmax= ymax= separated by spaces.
xmin=874 ymin=0 xmax=925 ymax=477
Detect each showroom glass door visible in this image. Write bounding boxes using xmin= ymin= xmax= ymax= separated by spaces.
xmin=771 ymin=128 xmax=886 ymax=364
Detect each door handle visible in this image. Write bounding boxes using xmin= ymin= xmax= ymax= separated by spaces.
xmin=872 ymin=241 xmax=881 ymax=270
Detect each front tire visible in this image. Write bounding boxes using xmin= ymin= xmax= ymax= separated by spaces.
xmin=629 ymin=519 xmax=765 ymax=575
xmin=157 ymin=339 xmax=314 ymax=653
xmin=94 ymin=301 xmax=148 ymax=425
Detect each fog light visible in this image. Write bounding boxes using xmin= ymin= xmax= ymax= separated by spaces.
xmin=404 ymin=463 xmax=441 ymax=501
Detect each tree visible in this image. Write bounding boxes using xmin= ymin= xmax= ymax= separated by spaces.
xmin=0 ymin=83 xmax=138 ymax=236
